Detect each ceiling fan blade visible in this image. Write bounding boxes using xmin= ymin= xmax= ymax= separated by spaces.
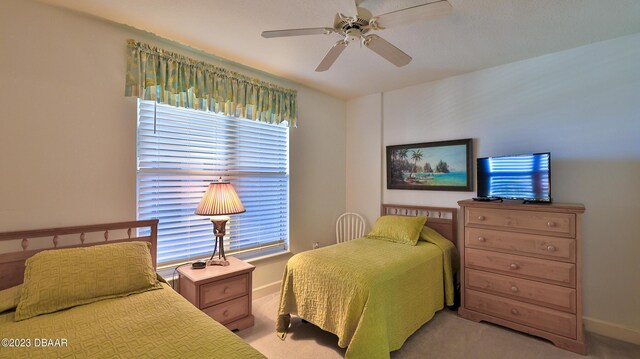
xmin=315 ymin=40 xmax=348 ymax=72
xmin=363 ymin=35 xmax=411 ymax=67
xmin=352 ymin=0 xmax=360 ymax=16
xmin=261 ymin=27 xmax=334 ymax=38
xmin=372 ymin=0 xmax=452 ymax=29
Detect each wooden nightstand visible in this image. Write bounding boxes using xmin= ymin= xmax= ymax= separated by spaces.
xmin=177 ymin=256 xmax=255 ymax=331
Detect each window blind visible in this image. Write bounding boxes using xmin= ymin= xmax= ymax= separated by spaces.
xmin=136 ymin=100 xmax=289 ymax=266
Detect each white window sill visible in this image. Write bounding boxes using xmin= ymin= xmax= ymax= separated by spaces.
xmin=156 ymin=250 xmax=292 ymax=281
xmin=240 ymin=250 xmax=292 ymax=264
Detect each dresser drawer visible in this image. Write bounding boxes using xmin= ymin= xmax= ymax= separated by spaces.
xmin=200 ymin=274 xmax=249 ymax=307
xmin=466 ymin=289 xmax=576 ymax=339
xmin=465 ymin=228 xmax=575 ymax=262
xmin=466 ymin=269 xmax=576 ymax=313
xmin=466 ymin=207 xmax=575 ymax=237
xmin=203 ymin=295 xmax=250 ymax=325
xmin=466 ymin=248 xmax=575 ymax=287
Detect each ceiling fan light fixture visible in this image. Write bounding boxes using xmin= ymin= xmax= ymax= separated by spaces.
xmin=345 ymin=27 xmax=363 ymax=42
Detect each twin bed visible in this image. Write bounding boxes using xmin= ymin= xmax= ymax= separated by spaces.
xmin=0 ymin=220 xmax=264 ymax=358
xmin=0 ymin=204 xmax=458 ymax=359
xmin=277 ymin=204 xmax=458 ymax=359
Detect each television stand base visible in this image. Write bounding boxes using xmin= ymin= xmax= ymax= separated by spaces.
xmin=522 ymin=199 xmax=553 ymax=204
xmin=472 ymin=197 xmax=503 ymax=202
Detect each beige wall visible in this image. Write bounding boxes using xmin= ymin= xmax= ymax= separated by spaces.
xmin=345 ymin=93 xmax=382 ymax=228
xmin=0 ymin=0 xmax=346 ymax=289
xmin=347 ymin=33 xmax=640 ymax=341
xmin=291 ymin=89 xmax=346 ymax=252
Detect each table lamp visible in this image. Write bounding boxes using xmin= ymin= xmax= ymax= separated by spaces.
xmin=195 ymin=178 xmax=246 ymax=266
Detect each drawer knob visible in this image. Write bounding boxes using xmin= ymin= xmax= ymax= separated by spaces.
xmin=546 ymin=245 xmax=556 ymax=252
xmin=510 ymin=263 xmax=519 ymax=270
xmin=511 ymin=286 xmax=519 ymax=293
xmin=477 ymin=236 xmax=486 ymax=242
xmin=547 ymin=221 xmax=556 ymax=227
xmin=511 ymin=308 xmax=519 ymax=315
xmin=223 ymin=287 xmax=230 ymax=294
xmin=223 ymin=310 xmax=229 ymax=317
xmin=477 ymin=215 xmax=486 ymax=221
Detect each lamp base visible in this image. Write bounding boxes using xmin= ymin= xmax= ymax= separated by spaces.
xmin=207 ymin=259 xmax=230 ymax=266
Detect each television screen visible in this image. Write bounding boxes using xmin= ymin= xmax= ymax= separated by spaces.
xmin=477 ymin=153 xmax=551 ymax=202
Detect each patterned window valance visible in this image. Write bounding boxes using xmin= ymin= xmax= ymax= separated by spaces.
xmin=125 ymin=40 xmax=297 ymax=127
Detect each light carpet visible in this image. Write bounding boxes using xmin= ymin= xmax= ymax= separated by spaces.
xmin=237 ymin=293 xmax=640 ymax=359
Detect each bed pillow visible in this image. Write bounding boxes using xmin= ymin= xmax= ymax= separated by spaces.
xmin=366 ymin=215 xmax=427 ymax=245
xmin=419 ymin=225 xmax=445 ymax=242
xmin=0 ymin=284 xmax=21 ymax=313
xmin=15 ymin=241 xmax=162 ymax=321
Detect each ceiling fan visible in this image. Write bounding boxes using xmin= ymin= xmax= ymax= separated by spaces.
xmin=261 ymin=0 xmax=452 ymax=72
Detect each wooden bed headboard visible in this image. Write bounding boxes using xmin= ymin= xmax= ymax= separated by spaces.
xmin=0 ymin=220 xmax=158 ymax=291
xmin=381 ymin=204 xmax=457 ymax=243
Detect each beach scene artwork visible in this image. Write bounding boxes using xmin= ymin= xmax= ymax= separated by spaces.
xmin=387 ymin=139 xmax=472 ymax=191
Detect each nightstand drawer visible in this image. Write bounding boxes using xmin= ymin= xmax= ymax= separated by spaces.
xmin=466 ymin=269 xmax=576 ymax=313
xmin=200 ymin=274 xmax=249 ymax=307
xmin=203 ymin=295 xmax=249 ymax=325
xmin=465 ymin=227 xmax=575 ymax=262
xmin=466 ymin=248 xmax=575 ymax=287
xmin=465 ymin=207 xmax=575 ymax=237
xmin=466 ymin=289 xmax=576 ymax=339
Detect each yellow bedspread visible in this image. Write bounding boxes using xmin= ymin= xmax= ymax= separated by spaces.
xmin=277 ymin=236 xmax=456 ymax=359
xmin=0 ymin=283 xmax=265 ymax=359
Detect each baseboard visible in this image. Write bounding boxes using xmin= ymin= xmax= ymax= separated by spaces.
xmin=252 ymin=280 xmax=280 ymax=299
xmin=584 ymin=317 xmax=640 ymax=345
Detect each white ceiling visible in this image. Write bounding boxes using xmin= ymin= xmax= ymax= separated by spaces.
xmin=39 ymin=0 xmax=640 ymax=99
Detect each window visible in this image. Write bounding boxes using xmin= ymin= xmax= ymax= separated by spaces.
xmin=136 ymin=100 xmax=289 ymax=267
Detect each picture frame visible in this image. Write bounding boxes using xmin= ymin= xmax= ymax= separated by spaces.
xmin=386 ymin=138 xmax=473 ymax=191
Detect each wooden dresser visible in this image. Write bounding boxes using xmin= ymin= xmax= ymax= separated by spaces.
xmin=457 ymin=199 xmax=586 ymax=354
xmin=177 ymin=256 xmax=255 ymax=331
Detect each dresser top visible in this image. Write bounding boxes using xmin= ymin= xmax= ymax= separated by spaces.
xmin=458 ymin=199 xmax=585 ymax=213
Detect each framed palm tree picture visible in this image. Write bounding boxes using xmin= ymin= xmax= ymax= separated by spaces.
xmin=386 ymin=138 xmax=473 ymax=191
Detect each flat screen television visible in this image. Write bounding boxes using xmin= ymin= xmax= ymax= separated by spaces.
xmin=476 ymin=152 xmax=551 ymax=203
